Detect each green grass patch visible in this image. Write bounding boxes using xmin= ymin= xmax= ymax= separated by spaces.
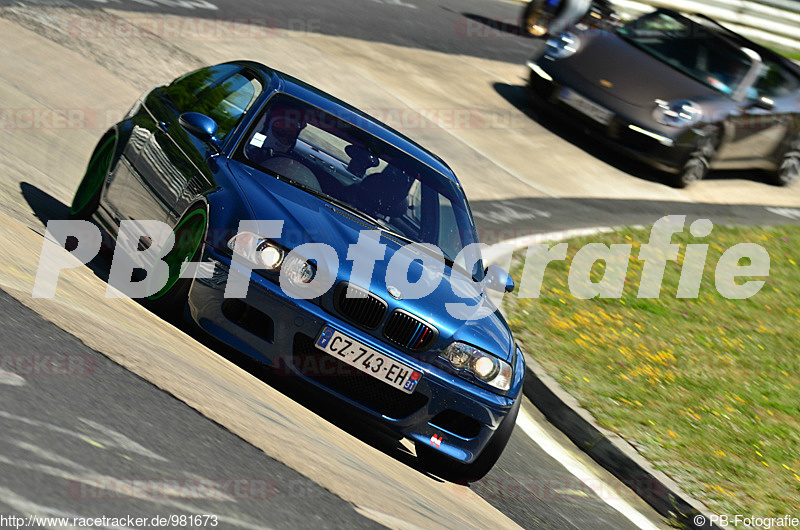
xmin=767 ymin=45 xmax=800 ymax=63
xmin=505 ymin=224 xmax=800 ymax=516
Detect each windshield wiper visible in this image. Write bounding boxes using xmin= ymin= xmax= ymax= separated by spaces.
xmin=273 ymin=174 xmax=406 ymax=239
xmin=274 ymin=171 xmax=463 ymax=269
xmin=328 ymin=198 xmax=423 ymax=249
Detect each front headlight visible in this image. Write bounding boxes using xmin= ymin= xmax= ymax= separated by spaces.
xmin=652 ymin=99 xmax=703 ymax=128
xmin=228 ymin=232 xmax=315 ymax=284
xmin=282 ymin=255 xmax=316 ymax=286
xmin=228 ymin=232 xmax=285 ymax=271
xmin=544 ymin=32 xmax=580 ymax=60
xmin=440 ymin=342 xmax=512 ymax=391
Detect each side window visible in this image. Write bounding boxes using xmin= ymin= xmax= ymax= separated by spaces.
xmin=162 ymin=64 xmax=241 ymax=112
xmin=754 ymin=62 xmax=799 ymax=99
xmin=193 ymin=73 xmax=263 ymax=140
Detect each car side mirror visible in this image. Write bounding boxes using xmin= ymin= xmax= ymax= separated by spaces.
xmin=179 ymin=112 xmax=222 ymax=151
xmin=484 ymin=264 xmax=515 ymax=293
xmin=749 ymin=96 xmax=774 ymax=111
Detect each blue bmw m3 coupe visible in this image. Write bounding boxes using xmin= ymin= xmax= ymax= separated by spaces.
xmin=70 ymin=61 xmax=525 ymax=481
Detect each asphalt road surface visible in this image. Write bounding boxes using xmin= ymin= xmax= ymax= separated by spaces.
xmin=0 ymin=0 xmax=543 ymax=64
xmin=2 ymin=186 xmax=661 ymax=529
xmin=0 ymin=286 xmax=646 ymax=529
xmin=0 ymin=289 xmax=383 ymax=530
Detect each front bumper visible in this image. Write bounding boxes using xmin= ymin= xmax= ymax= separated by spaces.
xmin=188 ymin=244 xmax=521 ymax=464
xmin=526 ymin=62 xmax=697 ymax=174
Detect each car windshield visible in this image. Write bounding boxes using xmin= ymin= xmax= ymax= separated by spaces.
xmin=617 ymin=11 xmax=753 ymax=96
xmin=238 ymin=93 xmax=480 ymax=275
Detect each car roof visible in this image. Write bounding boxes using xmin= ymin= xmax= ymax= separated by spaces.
xmin=232 ymin=60 xmax=459 ymax=183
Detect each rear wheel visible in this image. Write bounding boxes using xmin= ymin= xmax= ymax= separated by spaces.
xmin=69 ymin=134 xmax=116 ymax=220
xmin=145 ymin=206 xmax=207 ymax=320
xmin=415 ymin=396 xmax=521 ymax=483
xmin=774 ymin=137 xmax=800 ymax=186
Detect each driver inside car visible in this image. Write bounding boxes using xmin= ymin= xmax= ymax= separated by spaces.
xmin=245 ymin=107 xmax=322 ymax=192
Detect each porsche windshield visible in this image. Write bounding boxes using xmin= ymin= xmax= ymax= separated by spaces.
xmin=618 ymin=11 xmax=753 ymax=96
xmin=238 ymin=94 xmax=478 ymax=268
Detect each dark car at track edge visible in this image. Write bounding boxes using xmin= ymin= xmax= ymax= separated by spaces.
xmin=526 ymin=8 xmax=800 ymax=187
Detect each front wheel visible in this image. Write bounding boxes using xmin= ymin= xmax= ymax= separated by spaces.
xmin=416 ymin=396 xmax=521 ymax=483
xmin=145 ymin=206 xmax=208 ymax=320
xmin=672 ymin=130 xmax=719 ymax=188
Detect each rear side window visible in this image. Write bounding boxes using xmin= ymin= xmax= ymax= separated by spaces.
xmin=162 ymin=63 xmax=241 ymax=111
xmin=753 ymin=61 xmax=800 ymax=99
xmin=193 ymin=73 xmax=263 ymax=140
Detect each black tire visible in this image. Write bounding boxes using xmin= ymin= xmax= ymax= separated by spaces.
xmin=144 ymin=205 xmax=208 ymax=321
xmin=774 ymin=137 xmax=800 ymax=186
xmin=416 ymin=396 xmax=521 ymax=483
xmin=69 ymin=133 xmax=116 ymax=220
xmin=673 ymin=130 xmax=719 ymax=188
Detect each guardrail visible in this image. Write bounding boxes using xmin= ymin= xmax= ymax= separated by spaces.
xmin=612 ymin=0 xmax=800 ymax=52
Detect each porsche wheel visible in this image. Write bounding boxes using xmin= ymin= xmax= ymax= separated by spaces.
xmin=146 ymin=206 xmax=207 ymax=319
xmin=774 ymin=137 xmax=800 ymax=186
xmin=416 ymin=396 xmax=520 ymax=483
xmin=674 ymin=130 xmax=719 ymax=188
xmin=69 ymin=133 xmax=116 ymax=220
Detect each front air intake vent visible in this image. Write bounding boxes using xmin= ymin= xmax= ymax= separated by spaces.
xmin=334 ymin=282 xmax=387 ymax=330
xmin=383 ymin=310 xmax=438 ymax=352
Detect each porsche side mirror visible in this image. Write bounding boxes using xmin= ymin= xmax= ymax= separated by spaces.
xmin=179 ymin=112 xmax=222 ymax=151
xmin=484 ymin=264 xmax=515 ymax=293
xmin=749 ymin=96 xmax=775 ymax=111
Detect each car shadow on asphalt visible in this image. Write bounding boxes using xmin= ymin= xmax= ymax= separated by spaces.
xmin=19 ymin=181 xmax=450 ymax=485
xmin=493 ymin=82 xmax=671 ymax=185
xmin=460 ymin=13 xmax=527 ymax=37
xmin=20 ymin=182 xmax=114 ymax=284
xmin=493 ymin=82 xmax=777 ymax=187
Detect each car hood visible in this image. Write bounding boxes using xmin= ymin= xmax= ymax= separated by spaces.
xmin=552 ymin=30 xmax=720 ymax=107
xmin=228 ymin=159 xmax=515 ymax=362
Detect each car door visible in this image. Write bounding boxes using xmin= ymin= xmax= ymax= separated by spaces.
xmin=105 ymin=64 xmax=262 ymax=225
xmin=717 ymin=60 xmax=798 ymax=168
xmin=163 ymin=68 xmax=264 ymax=223
xmin=103 ymin=64 xmax=238 ymax=224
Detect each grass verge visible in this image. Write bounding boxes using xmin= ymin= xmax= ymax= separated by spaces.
xmin=504 ymin=224 xmax=799 ymax=516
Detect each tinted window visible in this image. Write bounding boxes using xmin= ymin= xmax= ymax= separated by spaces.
xmin=753 ymin=61 xmax=800 ymax=99
xmin=162 ymin=64 xmax=241 ymax=111
xmin=618 ymin=12 xmax=753 ymax=96
xmin=193 ymin=73 xmax=262 ymax=140
xmin=237 ymin=94 xmax=478 ymax=270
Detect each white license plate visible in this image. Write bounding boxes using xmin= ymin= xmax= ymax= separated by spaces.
xmin=559 ymin=88 xmax=614 ymax=125
xmin=315 ymin=326 xmax=422 ymax=394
